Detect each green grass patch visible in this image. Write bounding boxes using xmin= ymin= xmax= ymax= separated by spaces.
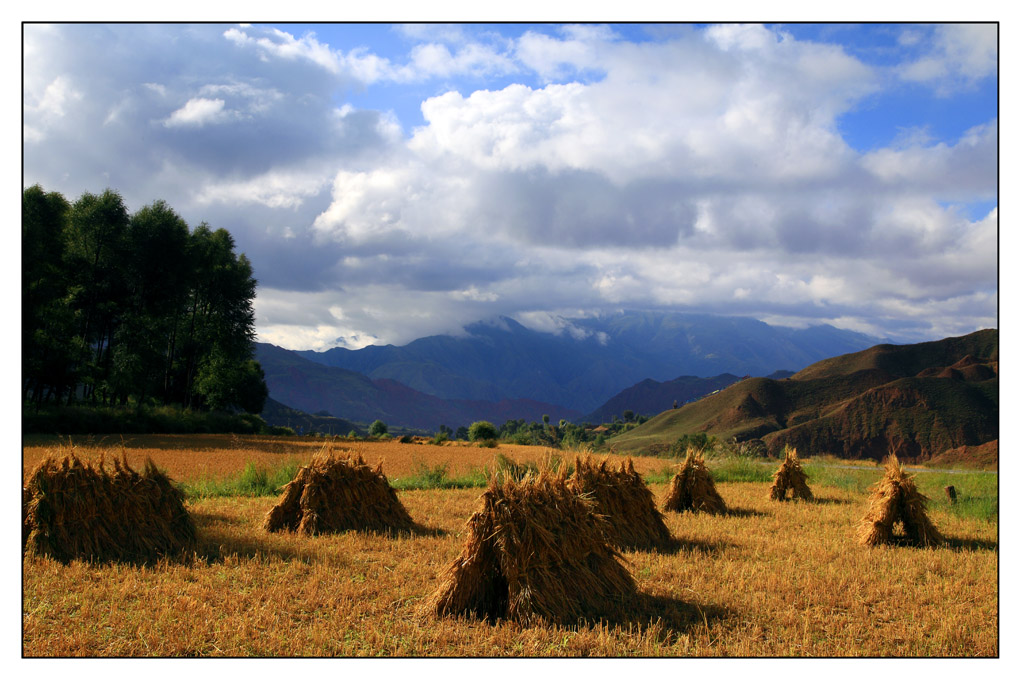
xmin=390 ymin=461 xmax=488 ymax=490
xmin=184 ymin=460 xmax=300 ymax=498
xmin=642 ymin=456 xmax=774 ymax=484
xmin=801 ymin=462 xmax=998 ymax=523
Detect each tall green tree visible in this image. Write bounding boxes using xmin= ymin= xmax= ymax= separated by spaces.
xmin=116 ymin=200 xmax=192 ymax=404
xmin=22 ymin=185 xmax=72 ymax=404
xmin=63 ymin=189 xmax=131 ymax=404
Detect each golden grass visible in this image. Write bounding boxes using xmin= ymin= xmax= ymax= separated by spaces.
xmin=22 ymin=435 xmax=669 ymax=484
xmin=23 ymin=478 xmax=997 ymax=656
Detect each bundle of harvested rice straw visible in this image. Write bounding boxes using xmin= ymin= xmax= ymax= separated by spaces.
xmin=768 ymin=446 xmax=813 ymax=501
xmin=857 ymin=455 xmax=942 ymax=547
xmin=567 ymin=454 xmax=672 ymax=550
xmin=661 ymin=448 xmax=727 ymax=514
xmin=426 ymin=469 xmax=637 ymax=625
xmin=23 ymin=453 xmax=196 ymax=563
xmin=263 ymin=449 xmax=413 ymax=536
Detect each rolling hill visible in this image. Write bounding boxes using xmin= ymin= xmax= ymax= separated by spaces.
xmin=294 ymin=311 xmax=880 ymax=413
xmin=582 ymin=370 xmax=795 ymax=424
xmin=611 ymin=329 xmax=998 ymax=461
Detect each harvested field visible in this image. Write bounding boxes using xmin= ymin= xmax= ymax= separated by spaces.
xmin=22 ymin=435 xmax=668 ymax=484
xmin=22 ymin=438 xmax=998 ymax=657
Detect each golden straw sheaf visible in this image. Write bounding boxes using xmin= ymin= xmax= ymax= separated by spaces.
xmin=22 ymin=452 xmax=196 ymax=563
xmin=425 ymin=468 xmax=637 ymax=626
xmin=263 ymin=446 xmax=414 ymax=536
xmin=857 ymin=454 xmax=943 ymax=547
xmin=567 ymin=454 xmax=673 ymax=551
xmin=768 ymin=446 xmax=813 ymax=501
xmin=661 ymin=447 xmax=727 ymax=514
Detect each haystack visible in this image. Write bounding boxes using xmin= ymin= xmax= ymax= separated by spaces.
xmin=661 ymin=448 xmax=726 ymax=514
xmin=768 ymin=446 xmax=813 ymax=501
xmin=263 ymin=449 xmax=413 ymax=536
xmin=427 ymin=470 xmax=637 ymax=626
xmin=857 ymin=455 xmax=942 ymax=547
xmin=567 ymin=454 xmax=672 ymax=550
xmin=23 ymin=453 xmax=196 ymax=563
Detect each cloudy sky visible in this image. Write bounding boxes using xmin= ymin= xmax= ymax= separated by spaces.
xmin=22 ymin=20 xmax=998 ymax=350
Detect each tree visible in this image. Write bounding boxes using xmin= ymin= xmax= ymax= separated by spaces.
xmin=22 ymin=185 xmax=73 ymax=405
xmin=369 ymin=420 xmax=388 ymax=437
xmin=63 ymin=189 xmax=131 ymax=404
xmin=623 ymin=410 xmax=635 ymax=423
xmin=120 ymin=200 xmax=192 ymax=404
xmin=468 ymin=420 xmax=498 ymax=442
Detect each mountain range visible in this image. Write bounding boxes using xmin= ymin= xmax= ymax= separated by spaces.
xmin=612 ymin=328 xmax=998 ymax=461
xmin=255 ymin=343 xmax=580 ymax=432
xmin=290 ymin=311 xmax=880 ymax=414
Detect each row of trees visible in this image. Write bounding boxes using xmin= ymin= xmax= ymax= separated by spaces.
xmin=23 ymin=185 xmax=267 ymax=413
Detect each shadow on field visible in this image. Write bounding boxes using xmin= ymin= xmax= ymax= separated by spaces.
xmin=190 ymin=511 xmax=448 ymax=564
xmin=194 ymin=530 xmax=315 ymax=564
xmin=637 ymin=536 xmax=734 ymax=556
xmin=810 ymin=497 xmax=854 ymax=506
xmin=598 ymin=593 xmax=731 ymax=637
xmin=724 ymin=506 xmax=768 ymax=518
xmin=407 ymin=524 xmax=449 ymax=538
xmin=940 ymin=536 xmax=998 ymax=552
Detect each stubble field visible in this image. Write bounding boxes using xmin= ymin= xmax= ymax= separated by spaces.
xmin=22 ymin=435 xmax=998 ymax=657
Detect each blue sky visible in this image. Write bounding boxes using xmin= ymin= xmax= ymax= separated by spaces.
xmin=22 ymin=20 xmax=998 ymax=350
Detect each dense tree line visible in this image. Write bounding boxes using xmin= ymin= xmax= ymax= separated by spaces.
xmin=23 ymin=185 xmax=267 ymax=413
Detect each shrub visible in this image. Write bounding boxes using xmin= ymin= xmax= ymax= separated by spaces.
xmin=468 ymin=420 xmax=498 ymax=442
xmin=268 ymin=425 xmax=295 ymax=436
xmin=369 ymin=420 xmax=388 ymax=437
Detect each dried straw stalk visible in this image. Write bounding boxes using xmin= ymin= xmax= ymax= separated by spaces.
xmin=427 ymin=469 xmax=637 ymax=625
xmin=23 ymin=453 xmax=196 ymax=563
xmin=263 ymin=448 xmax=413 ymax=536
xmin=568 ymin=454 xmax=672 ymax=550
xmin=769 ymin=446 xmax=813 ymax=501
xmin=857 ymin=455 xmax=943 ymax=547
xmin=661 ymin=447 xmax=727 ymax=514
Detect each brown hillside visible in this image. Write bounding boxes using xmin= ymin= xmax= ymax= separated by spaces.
xmin=928 ymin=440 xmax=998 ymax=470
xmin=612 ymin=329 xmax=998 ymax=461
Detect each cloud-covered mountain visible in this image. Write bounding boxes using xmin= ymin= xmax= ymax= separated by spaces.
xmin=292 ymin=311 xmax=880 ymax=414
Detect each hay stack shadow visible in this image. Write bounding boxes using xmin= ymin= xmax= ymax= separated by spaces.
xmin=768 ymin=446 xmax=813 ymax=501
xmin=857 ymin=455 xmax=943 ymax=547
xmin=425 ymin=469 xmax=637 ymax=626
xmin=23 ymin=453 xmax=196 ymax=563
xmin=661 ymin=448 xmax=727 ymax=515
xmin=568 ymin=454 xmax=673 ymax=552
xmin=263 ymin=448 xmax=422 ymax=537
